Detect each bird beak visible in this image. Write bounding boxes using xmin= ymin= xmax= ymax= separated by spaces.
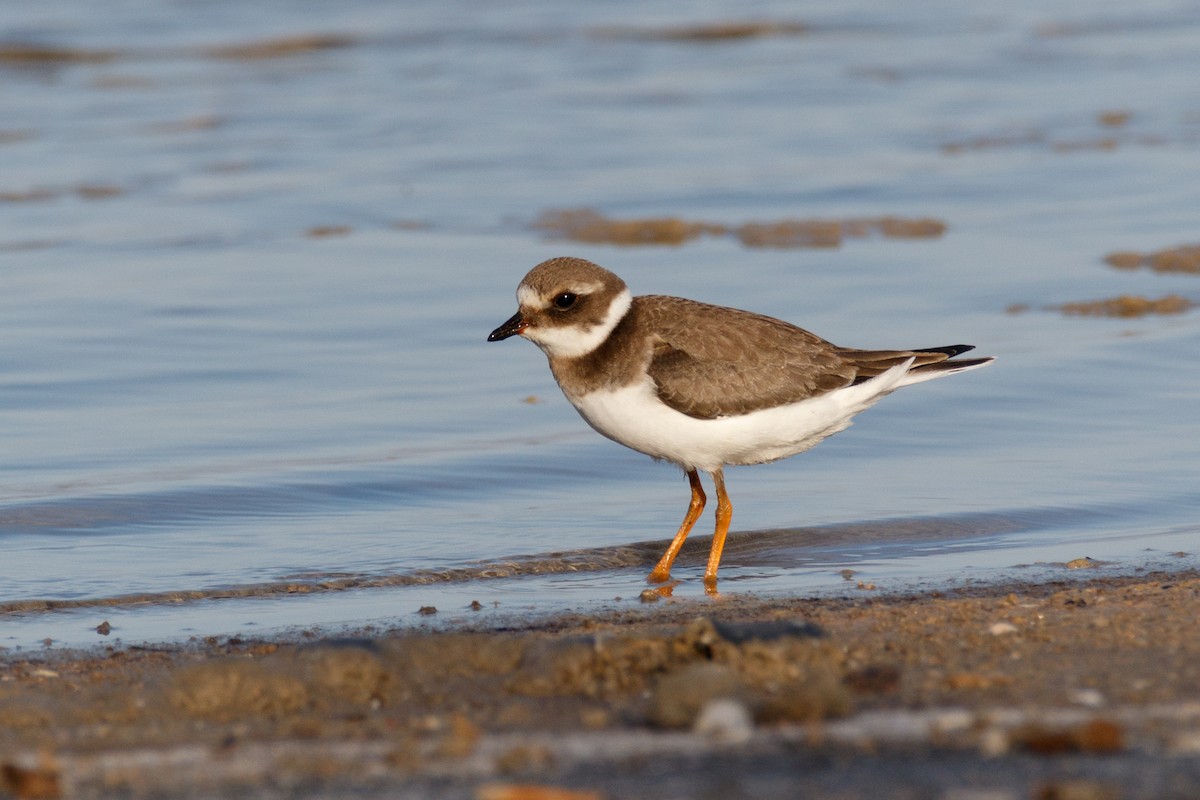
xmin=487 ymin=310 xmax=528 ymax=342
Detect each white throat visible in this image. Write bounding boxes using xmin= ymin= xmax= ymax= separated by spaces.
xmin=527 ymin=288 xmax=632 ymax=359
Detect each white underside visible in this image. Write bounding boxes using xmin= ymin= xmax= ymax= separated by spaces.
xmin=570 ymin=358 xmax=935 ymax=473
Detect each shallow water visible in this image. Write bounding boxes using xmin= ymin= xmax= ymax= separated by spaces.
xmin=3 ymin=0 xmax=1199 ymax=650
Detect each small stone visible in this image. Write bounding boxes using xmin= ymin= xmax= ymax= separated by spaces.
xmin=1069 ymin=688 xmax=1105 ymax=708
xmin=979 ymin=725 xmax=1011 ymax=757
xmin=638 ymin=589 xmax=661 ymax=603
xmin=417 ymin=606 xmax=438 ymax=616
xmin=469 ymin=600 xmax=483 ymax=611
xmin=693 ymin=697 xmax=754 ymax=743
xmin=989 ymin=622 xmax=1018 ymax=636
xmin=1168 ymin=731 xmax=1200 ymax=755
xmin=96 ymin=621 xmax=112 ymax=636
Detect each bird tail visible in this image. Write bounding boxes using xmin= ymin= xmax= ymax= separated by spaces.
xmin=843 ymin=344 xmax=994 ymax=386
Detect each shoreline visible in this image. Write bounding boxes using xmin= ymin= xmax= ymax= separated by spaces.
xmin=3 ymin=567 xmax=1200 ymax=798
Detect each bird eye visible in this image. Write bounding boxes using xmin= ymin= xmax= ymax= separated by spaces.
xmin=553 ymin=292 xmax=578 ymax=310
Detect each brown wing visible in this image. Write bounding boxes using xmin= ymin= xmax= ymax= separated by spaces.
xmin=638 ymin=296 xmax=856 ymax=419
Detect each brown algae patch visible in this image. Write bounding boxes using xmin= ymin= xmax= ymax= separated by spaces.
xmin=593 ymin=21 xmax=806 ymax=42
xmin=874 ymin=216 xmax=948 ymax=238
xmin=941 ymin=132 xmax=1045 ymax=155
xmin=0 ymin=184 xmax=125 ymax=204
xmin=0 ymin=130 xmax=35 ymax=145
xmin=533 ymin=209 xmax=723 ymax=246
xmin=75 ymin=184 xmax=124 ymax=200
xmin=942 ymin=131 xmax=1133 ymax=154
xmin=1051 ymin=137 xmax=1119 ymax=153
xmin=939 ymin=109 xmax=1172 ymax=154
xmin=534 ymin=208 xmax=946 ymax=249
xmin=1056 ymin=294 xmax=1194 ymax=318
xmin=1103 ymin=243 xmax=1200 ymax=274
xmin=0 ymin=43 xmax=119 ymax=64
xmin=1097 ymin=110 xmax=1133 ymax=128
xmin=145 ymin=114 xmax=225 ymax=135
xmin=1011 ymin=294 xmax=1195 ymax=318
xmin=206 ymin=34 xmax=356 ymax=60
xmin=736 ymin=219 xmax=846 ymax=248
xmin=0 ymin=188 xmax=57 ymax=204
xmin=733 ymin=215 xmax=949 ymax=246
xmin=306 ymin=224 xmax=354 ymax=238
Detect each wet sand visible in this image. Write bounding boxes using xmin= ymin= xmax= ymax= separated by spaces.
xmin=3 ymin=569 xmax=1200 ymax=799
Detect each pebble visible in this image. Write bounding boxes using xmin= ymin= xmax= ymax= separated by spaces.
xmin=1069 ymin=688 xmax=1105 ymax=708
xmin=1168 ymin=731 xmax=1200 ymax=755
xmin=693 ymin=697 xmax=754 ymax=743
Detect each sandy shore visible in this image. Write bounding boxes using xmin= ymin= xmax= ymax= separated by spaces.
xmin=3 ymin=568 xmax=1200 ymax=799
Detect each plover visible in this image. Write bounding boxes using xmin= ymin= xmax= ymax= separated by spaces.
xmin=488 ymin=257 xmax=993 ymax=591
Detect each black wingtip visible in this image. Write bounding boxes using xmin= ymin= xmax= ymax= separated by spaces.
xmin=912 ymin=344 xmax=975 ymax=359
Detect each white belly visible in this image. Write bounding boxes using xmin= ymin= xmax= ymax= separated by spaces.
xmin=569 ymin=360 xmax=915 ymax=473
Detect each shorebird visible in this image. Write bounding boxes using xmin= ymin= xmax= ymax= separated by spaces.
xmin=488 ymin=257 xmax=993 ymax=591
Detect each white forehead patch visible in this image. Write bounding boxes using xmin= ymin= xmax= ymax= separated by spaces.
xmin=524 ymin=288 xmax=632 ymax=359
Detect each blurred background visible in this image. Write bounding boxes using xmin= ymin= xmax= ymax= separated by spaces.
xmin=2 ymin=0 xmax=1199 ymax=648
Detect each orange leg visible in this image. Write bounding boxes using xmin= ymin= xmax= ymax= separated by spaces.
xmin=703 ymin=468 xmax=732 ymax=593
xmin=647 ymin=469 xmax=706 ymax=584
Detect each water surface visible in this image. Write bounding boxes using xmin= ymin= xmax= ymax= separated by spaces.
xmin=3 ymin=0 xmax=1199 ymax=649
